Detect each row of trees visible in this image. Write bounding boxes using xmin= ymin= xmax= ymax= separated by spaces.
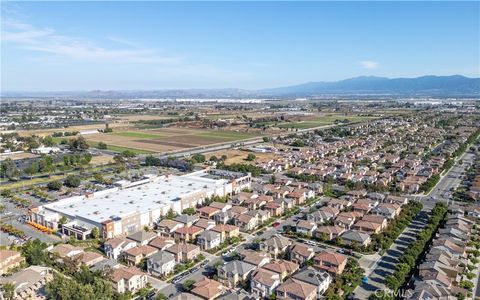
xmin=216 ymin=162 xmax=264 ymax=177
xmin=385 ymin=202 xmax=448 ymax=292
xmin=369 ymin=201 xmax=423 ymax=252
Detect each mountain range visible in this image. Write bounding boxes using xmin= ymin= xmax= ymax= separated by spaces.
xmin=259 ymin=75 xmax=480 ymax=96
xmin=2 ymin=75 xmax=479 ymax=98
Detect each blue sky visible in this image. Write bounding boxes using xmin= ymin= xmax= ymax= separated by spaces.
xmin=1 ymin=1 xmax=479 ymax=91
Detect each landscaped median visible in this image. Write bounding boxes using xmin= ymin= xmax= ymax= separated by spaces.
xmin=384 ymin=202 xmax=448 ymax=293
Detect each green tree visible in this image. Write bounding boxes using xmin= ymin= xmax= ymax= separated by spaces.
xmin=182 ymin=207 xmax=196 ymax=215
xmin=91 ymin=227 xmax=100 ymax=239
xmin=24 ymin=162 xmax=40 ymax=179
xmin=155 ymin=293 xmax=167 ymax=300
xmin=47 ymin=180 xmax=63 ymax=191
xmin=182 ymin=279 xmax=196 ymax=291
xmin=97 ymin=142 xmax=108 ymax=149
xmin=64 ymin=175 xmax=81 ymax=188
xmin=69 ymin=136 xmax=90 ymax=151
xmin=21 ymin=239 xmax=49 ymax=265
xmin=246 ymin=153 xmax=256 ymax=161
xmin=1 ymin=283 xmax=15 ymax=300
xmin=0 ymin=158 xmax=20 ymax=179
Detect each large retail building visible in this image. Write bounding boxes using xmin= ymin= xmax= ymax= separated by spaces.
xmin=29 ymin=169 xmax=251 ymax=239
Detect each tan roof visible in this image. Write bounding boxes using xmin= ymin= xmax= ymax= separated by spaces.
xmin=252 ymin=268 xmax=280 ymax=286
xmin=124 ymin=245 xmax=158 ymax=257
xmin=263 ymin=259 xmax=299 ymax=275
xmin=104 ymin=237 xmax=129 ymax=249
xmin=111 ymin=266 xmax=144 ymax=282
xmin=165 ymin=243 xmax=199 ymax=255
xmin=211 ymin=224 xmax=239 ymax=233
xmin=0 ymin=250 xmax=20 ymax=260
xmin=75 ymin=251 xmax=104 ymax=265
xmin=148 ymin=236 xmax=175 ymax=250
xmin=174 ymin=226 xmax=204 ymax=235
xmin=354 ymin=220 xmax=382 ymax=230
xmin=191 ymin=277 xmax=224 ymax=299
xmin=316 ymin=225 xmax=345 ymax=235
xmin=157 ymin=219 xmax=182 ymax=230
xmin=314 ymin=251 xmax=347 ymax=266
xmin=277 ymin=278 xmax=316 ymax=299
xmin=51 ymin=244 xmax=83 ymax=258
xmin=290 ymin=243 xmax=314 ymax=258
xmin=361 ymin=215 xmax=387 ymax=224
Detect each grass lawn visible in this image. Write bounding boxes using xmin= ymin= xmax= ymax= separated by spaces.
xmin=108 ymin=131 xmax=165 ymax=139
xmin=195 ymin=131 xmax=257 ymax=140
xmin=274 ymin=115 xmax=378 ymax=129
xmin=86 ymin=141 xmax=153 ymax=154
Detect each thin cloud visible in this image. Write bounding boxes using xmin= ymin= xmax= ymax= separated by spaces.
xmin=359 ymin=60 xmax=379 ymax=69
xmin=1 ymin=19 xmax=182 ymax=64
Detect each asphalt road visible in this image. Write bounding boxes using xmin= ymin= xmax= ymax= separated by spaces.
xmin=352 ymin=150 xmax=477 ymax=299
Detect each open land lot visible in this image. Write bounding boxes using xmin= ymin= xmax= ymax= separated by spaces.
xmin=82 ymin=128 xmax=260 ymax=153
xmin=263 ymin=114 xmax=379 ymax=129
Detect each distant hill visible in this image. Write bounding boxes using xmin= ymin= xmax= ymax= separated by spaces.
xmin=259 ymin=75 xmax=480 ymax=96
xmin=2 ymin=75 xmax=479 ymax=98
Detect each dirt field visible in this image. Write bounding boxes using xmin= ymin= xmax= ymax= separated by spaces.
xmin=205 ymin=147 xmax=282 ymax=165
xmin=83 ymin=128 xmax=261 ymax=153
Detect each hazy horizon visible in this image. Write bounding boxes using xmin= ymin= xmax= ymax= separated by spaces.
xmin=2 ymin=1 xmax=479 ymax=91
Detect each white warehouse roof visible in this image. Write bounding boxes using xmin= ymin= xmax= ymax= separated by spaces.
xmin=42 ymin=172 xmax=228 ymax=224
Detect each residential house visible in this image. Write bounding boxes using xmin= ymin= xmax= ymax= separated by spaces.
xmin=197 ymin=206 xmax=221 ymax=219
xmin=374 ymin=203 xmax=401 ymax=219
xmin=75 ymin=251 xmax=105 ymax=267
xmin=296 ymin=220 xmax=317 ymax=236
xmin=123 ymin=245 xmax=158 ymax=266
xmin=259 ymin=234 xmax=291 ymax=259
xmin=306 ymin=210 xmax=335 ymax=224
xmin=165 ymin=243 xmax=201 ymax=263
xmin=110 ymin=266 xmax=147 ymax=294
xmin=251 ymin=268 xmax=281 ymax=299
xmin=126 ymin=231 xmax=158 ymax=246
xmin=197 ymin=230 xmax=222 ymax=250
xmin=0 ymin=250 xmax=25 ymax=275
xmin=218 ymin=260 xmax=256 ymax=288
xmin=211 ymin=224 xmax=240 ymax=242
xmin=275 ymin=278 xmax=317 ymax=300
xmin=50 ymin=244 xmax=84 ymax=260
xmin=314 ymin=226 xmax=345 ymax=241
xmin=289 ymin=243 xmax=315 ymax=265
xmin=239 ymin=250 xmax=271 ymax=268
xmin=148 ymin=236 xmax=176 ymax=251
xmin=293 ymin=267 xmax=332 ymax=298
xmin=174 ymin=214 xmax=200 ymax=227
xmin=194 ymin=219 xmax=217 ymax=231
xmin=334 ymin=212 xmax=357 ymax=229
xmin=341 ymin=230 xmax=372 ymax=247
xmin=262 ymin=260 xmax=299 ymax=281
xmin=233 ymin=213 xmax=258 ymax=231
xmin=104 ymin=237 xmax=137 ymax=259
xmin=264 ymin=201 xmax=284 ymax=217
xmin=361 ymin=215 xmax=388 ymax=230
xmin=353 ymin=220 xmax=383 ymax=234
xmin=147 ymin=251 xmax=176 ymax=277
xmin=0 ymin=266 xmax=53 ymax=300
xmin=156 ymin=219 xmax=184 ymax=236
xmin=190 ymin=277 xmax=225 ymax=300
xmin=313 ymin=251 xmax=348 ymax=276
xmin=173 ymin=226 xmax=204 ymax=243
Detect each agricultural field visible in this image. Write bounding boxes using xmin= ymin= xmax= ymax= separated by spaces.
xmin=265 ymin=115 xmax=378 ymax=129
xmin=82 ymin=128 xmax=260 ymax=153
